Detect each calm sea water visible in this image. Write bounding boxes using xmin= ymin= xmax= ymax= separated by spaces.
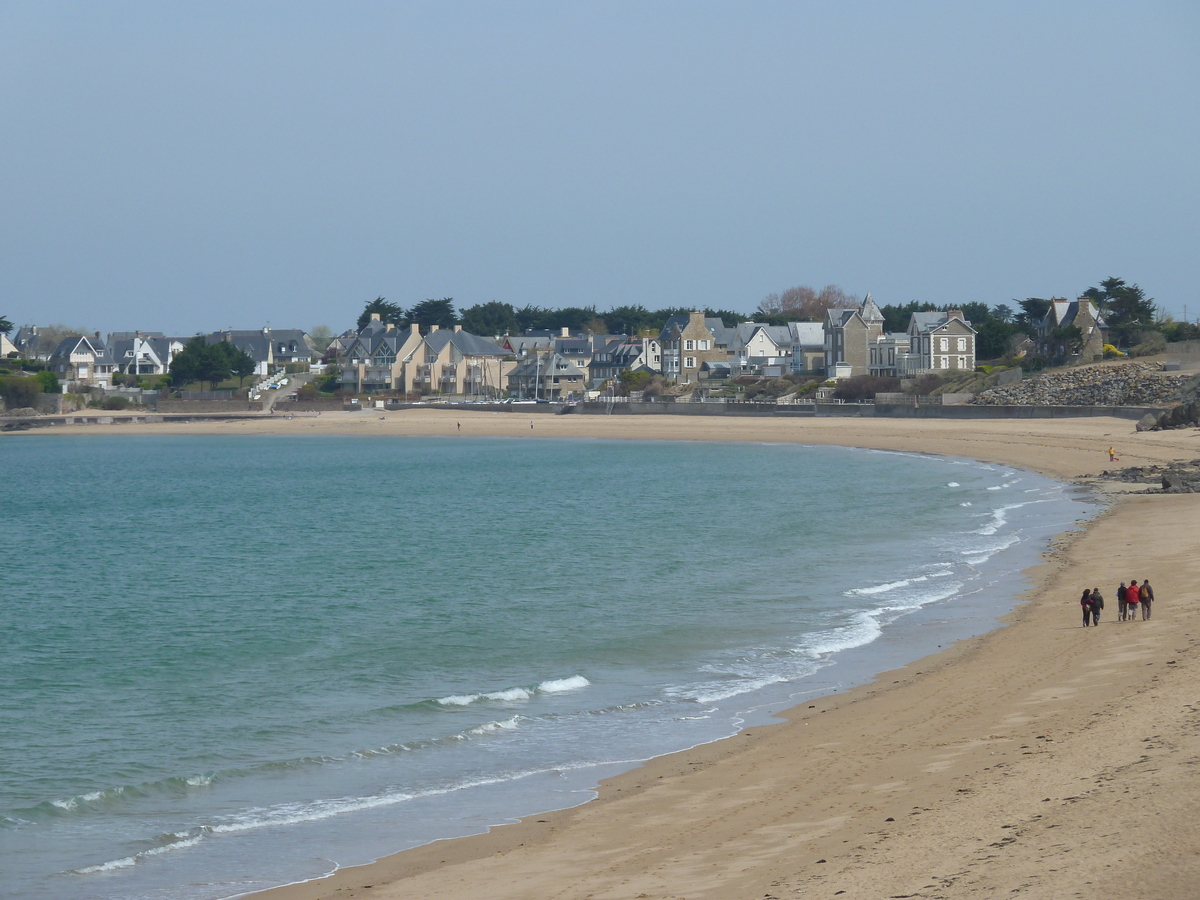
xmin=0 ymin=434 xmax=1096 ymax=900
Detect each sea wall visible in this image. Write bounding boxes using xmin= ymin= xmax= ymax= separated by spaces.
xmin=573 ymin=401 xmax=1160 ymax=421
xmin=156 ymin=399 xmax=264 ymax=413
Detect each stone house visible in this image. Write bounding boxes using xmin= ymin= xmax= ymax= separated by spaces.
xmin=48 ymin=334 xmax=117 ymax=386
xmin=906 ymin=310 xmax=977 ymax=373
xmin=589 ymin=337 xmax=662 ymax=386
xmin=659 ymin=311 xmax=733 ymax=384
xmin=1037 ymin=298 xmax=1108 ymax=360
xmin=824 ymin=295 xmax=885 ymax=377
xmin=507 ymin=350 xmax=587 ymax=399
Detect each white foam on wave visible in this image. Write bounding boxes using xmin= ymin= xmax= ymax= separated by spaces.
xmin=961 ymin=534 xmax=1020 ymax=566
xmin=960 ymin=501 xmax=972 ymax=506
xmin=436 ymin=675 xmax=588 ymax=707
xmin=848 ymin=567 xmax=952 ymax=598
xmin=688 ymin=674 xmax=788 ymax=705
xmin=468 ymin=717 xmax=520 ymax=735
xmin=987 ymin=485 xmax=1003 ymax=491
xmin=976 ymin=502 xmax=1021 ymax=535
xmin=947 ymin=481 xmax=960 ymax=487
xmin=71 ymin=831 xmax=204 ymax=875
xmin=205 ymin=763 xmax=610 ymax=841
xmin=436 ymin=694 xmax=479 ymax=706
xmin=484 ymin=688 xmax=532 ymax=701
xmin=849 ymin=577 xmax=916 ymax=596
xmin=538 ymin=675 xmax=590 ymax=693
xmin=211 ymin=790 xmax=417 ymax=834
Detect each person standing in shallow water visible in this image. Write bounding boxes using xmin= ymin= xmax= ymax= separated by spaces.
xmin=1090 ymin=588 xmax=1104 ymax=626
xmin=1080 ymin=588 xmax=1094 ymax=626
xmin=1141 ymin=579 xmax=1155 ymax=619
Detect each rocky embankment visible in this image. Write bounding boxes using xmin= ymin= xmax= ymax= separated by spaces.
xmin=971 ymin=362 xmax=1189 ymax=407
xmin=1091 ymin=459 xmax=1200 ymax=493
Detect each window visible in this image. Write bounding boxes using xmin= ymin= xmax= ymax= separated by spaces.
xmin=939 ymin=356 xmax=948 ymax=369
xmin=939 ymin=337 xmax=949 ymax=352
xmin=684 ymin=356 xmax=696 ymax=368
xmin=684 ymin=340 xmax=695 ymax=351
xmin=957 ymin=337 xmax=967 ymax=352
xmin=699 ymin=339 xmax=710 ymax=350
xmin=958 ymin=356 xmax=967 ymax=369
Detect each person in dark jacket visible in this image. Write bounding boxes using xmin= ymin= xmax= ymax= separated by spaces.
xmin=1117 ymin=581 xmax=1128 ymax=621
xmin=1140 ymin=579 xmax=1155 ymax=620
xmin=1090 ymin=588 xmax=1104 ymax=626
xmin=1080 ymin=588 xmax=1093 ymax=627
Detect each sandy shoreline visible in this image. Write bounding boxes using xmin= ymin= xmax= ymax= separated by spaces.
xmin=16 ymin=412 xmax=1200 ymax=898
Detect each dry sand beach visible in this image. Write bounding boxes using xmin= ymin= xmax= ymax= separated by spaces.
xmin=19 ymin=412 xmax=1200 ymax=899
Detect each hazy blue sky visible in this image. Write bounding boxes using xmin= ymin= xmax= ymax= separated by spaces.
xmin=2 ymin=2 xmax=1197 ymax=336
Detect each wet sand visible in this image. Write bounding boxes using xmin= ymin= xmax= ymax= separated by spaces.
xmin=16 ymin=412 xmax=1200 ymax=899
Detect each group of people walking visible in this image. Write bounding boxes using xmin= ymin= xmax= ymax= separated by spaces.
xmin=1079 ymin=579 xmax=1155 ymax=626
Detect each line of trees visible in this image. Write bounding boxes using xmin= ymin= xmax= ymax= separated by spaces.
xmin=168 ymin=337 xmax=256 ymax=391
xmin=357 ymin=297 xmax=746 ymax=338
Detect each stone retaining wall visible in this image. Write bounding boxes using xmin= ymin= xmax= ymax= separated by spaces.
xmin=157 ymin=399 xmax=264 ymax=413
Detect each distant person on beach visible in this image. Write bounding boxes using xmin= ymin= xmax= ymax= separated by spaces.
xmin=1140 ymin=579 xmax=1154 ymax=619
xmin=1126 ymin=579 xmax=1140 ymax=620
xmin=1117 ymin=581 xmax=1128 ymax=620
xmin=1081 ymin=588 xmax=1094 ymax=627
xmin=1090 ymin=588 xmax=1104 ymax=626
xmin=1108 ymin=446 xmax=1119 ymax=462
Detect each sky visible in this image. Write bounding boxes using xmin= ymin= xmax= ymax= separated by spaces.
xmin=1 ymin=1 xmax=1197 ymax=336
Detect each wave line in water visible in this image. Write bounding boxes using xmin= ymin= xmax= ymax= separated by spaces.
xmin=436 ymin=675 xmax=590 ymax=707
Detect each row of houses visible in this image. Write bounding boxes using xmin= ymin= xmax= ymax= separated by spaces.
xmin=329 ymin=301 xmax=982 ymax=399
xmin=10 ymin=293 xmax=1107 ymax=397
xmin=8 ymin=326 xmax=316 ymax=388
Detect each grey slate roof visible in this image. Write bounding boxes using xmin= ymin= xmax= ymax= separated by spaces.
xmin=788 ymin=322 xmax=824 ymax=349
xmin=425 ymin=330 xmax=508 ymax=357
xmin=659 ymin=315 xmax=735 ymax=346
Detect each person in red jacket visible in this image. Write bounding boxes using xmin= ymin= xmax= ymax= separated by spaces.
xmin=1126 ymin=579 xmax=1140 ymax=621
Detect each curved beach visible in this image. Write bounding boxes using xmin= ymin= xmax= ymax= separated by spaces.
xmin=18 ymin=413 xmax=1200 ymax=899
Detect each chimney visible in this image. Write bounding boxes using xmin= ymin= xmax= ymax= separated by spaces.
xmin=430 ymin=324 xmax=439 ymax=333
xmin=410 ymin=323 xmax=420 ymax=335
xmin=385 ymin=323 xmax=394 ymax=332
xmin=946 ymin=309 xmax=964 ymax=321
xmin=453 ymin=324 xmax=462 ymax=332
xmin=370 ymin=313 xmax=381 ymax=323
xmin=94 ymin=331 xmax=101 ymax=339
xmin=561 ymin=326 xmax=569 ymax=337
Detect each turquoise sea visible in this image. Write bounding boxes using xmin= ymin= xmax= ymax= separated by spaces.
xmin=0 ymin=434 xmax=1096 ymax=900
